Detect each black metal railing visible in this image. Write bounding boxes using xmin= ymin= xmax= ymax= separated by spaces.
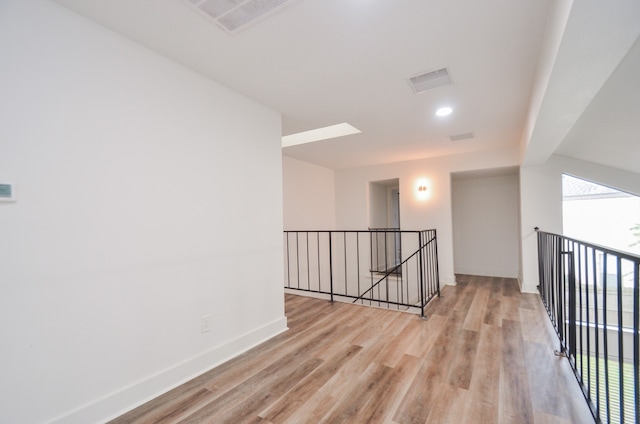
xmin=284 ymin=229 xmax=440 ymax=317
xmin=537 ymin=229 xmax=639 ymax=424
xmin=369 ymin=228 xmax=402 ymax=274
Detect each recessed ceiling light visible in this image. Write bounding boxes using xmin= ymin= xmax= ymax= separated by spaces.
xmin=436 ymin=107 xmax=453 ymax=117
xmin=282 ymin=123 xmax=361 ymax=147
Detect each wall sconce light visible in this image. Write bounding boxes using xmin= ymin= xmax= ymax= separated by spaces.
xmin=415 ymin=178 xmax=431 ymax=201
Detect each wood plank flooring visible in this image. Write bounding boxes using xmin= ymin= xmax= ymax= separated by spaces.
xmin=109 ymin=275 xmax=594 ymax=424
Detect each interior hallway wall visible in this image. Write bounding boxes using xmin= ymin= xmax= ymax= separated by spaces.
xmin=0 ymin=1 xmax=286 ymax=423
xmin=282 ymin=156 xmax=336 ymax=230
xmin=452 ymin=171 xmax=521 ymax=278
xmin=334 ymin=147 xmax=521 ymax=286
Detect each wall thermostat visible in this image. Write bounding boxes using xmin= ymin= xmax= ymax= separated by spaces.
xmin=0 ymin=183 xmax=16 ymax=202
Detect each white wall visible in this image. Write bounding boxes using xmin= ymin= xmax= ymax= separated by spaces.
xmin=282 ymin=156 xmax=335 ymax=230
xmin=334 ymin=147 xmax=520 ymax=286
xmin=0 ymin=1 xmax=286 ymax=423
xmin=368 ymin=182 xmax=390 ymax=228
xmin=452 ymin=172 xmax=521 ymax=278
xmin=519 ymin=154 xmax=640 ymax=292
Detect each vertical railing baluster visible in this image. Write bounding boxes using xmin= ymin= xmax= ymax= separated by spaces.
xmin=295 ymin=232 xmax=300 ymax=290
xmin=369 ymin=232 xmax=378 ymax=306
xmin=384 ymin=230 xmax=388 ymax=273
xmin=568 ymin=248 xmax=577 ymax=361
xmin=385 ymin=232 xmax=389 ymax=308
xmin=285 ymin=232 xmax=290 ymax=288
xmin=584 ymin=245 xmax=591 ymax=401
xmin=418 ymin=231 xmax=425 ymax=317
xmin=328 ymin=231 xmax=333 ymax=302
xmin=593 ymin=247 xmax=602 ymax=421
xmin=616 ymin=256 xmax=624 ymax=421
xmin=633 ymin=261 xmax=639 ymax=424
xmin=592 ymin=247 xmax=601 ymax=420
xmin=434 ymin=230 xmax=440 ymax=297
xmin=550 ymin=234 xmax=556 ymax=325
xmin=603 ymin=252 xmax=610 ymax=424
xmin=577 ymin=242 xmax=583 ymax=381
xmin=306 ymin=232 xmax=310 ymax=291
xmin=557 ymin=236 xmax=565 ymax=353
xmin=343 ymin=232 xmax=347 ymax=297
xmin=552 ymin=235 xmax=555 ymax=316
xmin=356 ymin=232 xmax=361 ymax=305
xmin=537 ymin=229 xmax=544 ymax=296
xmin=317 ymin=232 xmax=321 ymax=292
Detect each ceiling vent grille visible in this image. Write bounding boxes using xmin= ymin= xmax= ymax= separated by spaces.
xmin=408 ymin=68 xmax=452 ymax=94
xmin=184 ymin=0 xmax=296 ymax=33
xmin=449 ymin=132 xmax=475 ymax=141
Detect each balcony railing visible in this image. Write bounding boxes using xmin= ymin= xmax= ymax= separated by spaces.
xmin=537 ymin=229 xmax=640 ymax=424
xmin=284 ymin=229 xmax=440 ymax=317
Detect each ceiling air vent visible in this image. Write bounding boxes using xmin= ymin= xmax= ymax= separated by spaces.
xmin=408 ymin=67 xmax=452 ymax=94
xmin=449 ymin=132 xmax=475 ymax=141
xmin=184 ymin=0 xmax=298 ymax=33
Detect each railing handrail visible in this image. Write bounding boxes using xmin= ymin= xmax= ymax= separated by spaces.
xmin=536 ymin=228 xmax=639 ymax=424
xmin=535 ymin=228 xmax=640 ymax=262
xmin=284 ymin=229 xmax=430 ymax=234
xmin=283 ymin=228 xmax=439 ymax=317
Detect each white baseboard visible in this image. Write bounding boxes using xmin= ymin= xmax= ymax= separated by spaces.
xmin=519 ymin=279 xmax=539 ymax=294
xmin=441 ymin=275 xmax=457 ymax=286
xmin=453 ymin=267 xmax=518 ymax=279
xmin=46 ymin=317 xmax=288 ymax=424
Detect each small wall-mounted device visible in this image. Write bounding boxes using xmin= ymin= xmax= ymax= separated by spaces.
xmin=0 ymin=183 xmax=16 ymax=202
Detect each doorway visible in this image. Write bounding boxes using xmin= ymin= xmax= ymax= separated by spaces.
xmin=369 ymin=179 xmax=401 ymax=272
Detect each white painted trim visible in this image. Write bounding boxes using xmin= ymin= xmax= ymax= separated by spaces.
xmin=520 ymin=281 xmax=539 ymax=294
xmin=441 ymin=275 xmax=457 ymax=286
xmin=46 ymin=317 xmax=288 ymax=424
xmin=453 ymin=267 xmax=518 ymax=279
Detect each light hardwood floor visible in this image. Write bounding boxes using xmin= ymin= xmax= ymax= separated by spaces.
xmin=109 ymin=275 xmax=594 ymax=424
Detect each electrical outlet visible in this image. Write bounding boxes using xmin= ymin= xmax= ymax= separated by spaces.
xmin=200 ymin=315 xmax=211 ymax=334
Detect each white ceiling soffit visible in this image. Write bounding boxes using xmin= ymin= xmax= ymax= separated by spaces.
xmin=184 ymin=0 xmax=297 ymax=33
xmin=408 ymin=67 xmax=453 ymax=94
xmin=521 ymin=0 xmax=640 ymax=166
xmin=451 ymin=166 xmax=519 ymax=181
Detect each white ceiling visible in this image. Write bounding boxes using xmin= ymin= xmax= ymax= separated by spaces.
xmin=522 ymin=0 xmax=640 ymax=175
xmin=555 ymin=36 xmax=640 ymax=175
xmin=53 ymin=0 xmax=640 ymax=173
